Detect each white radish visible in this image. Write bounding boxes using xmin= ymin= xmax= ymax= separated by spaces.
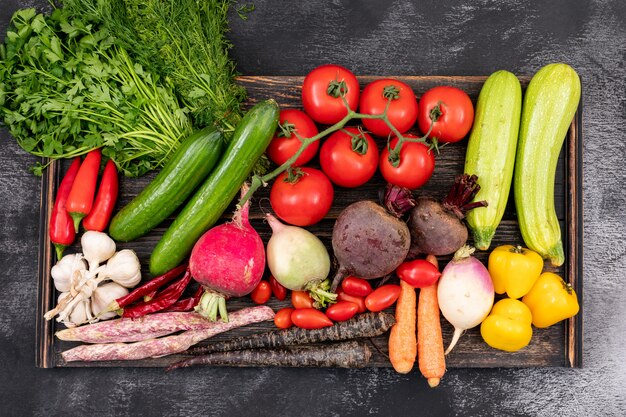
xmin=438 ymin=246 xmax=494 ymax=355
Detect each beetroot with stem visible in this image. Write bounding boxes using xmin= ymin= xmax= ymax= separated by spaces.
xmin=330 ymin=200 xmax=411 ymax=291
xmin=401 ymin=174 xmax=487 ymax=257
xmin=189 ymin=185 xmax=265 ymax=322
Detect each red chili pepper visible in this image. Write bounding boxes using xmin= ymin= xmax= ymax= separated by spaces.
xmin=106 ymin=264 xmax=188 ymax=312
xmin=269 ymin=275 xmax=287 ymax=301
xmin=66 ymin=149 xmax=102 ymax=232
xmin=163 ymin=286 xmax=204 ymax=312
xmin=49 ymin=158 xmax=81 ymax=260
xmin=83 ymin=159 xmax=118 ymax=232
xmin=122 ymin=269 xmax=193 ymax=318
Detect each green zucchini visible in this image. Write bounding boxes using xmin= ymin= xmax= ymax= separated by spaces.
xmin=149 ymin=99 xmax=280 ymax=276
xmin=514 ymin=63 xmax=581 ymax=266
xmin=109 ymin=127 xmax=224 ymax=242
xmin=464 ymin=70 xmax=522 ymax=250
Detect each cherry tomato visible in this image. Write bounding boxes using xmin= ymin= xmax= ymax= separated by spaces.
xmin=291 ymin=308 xmax=333 ymax=329
xmin=417 ymin=86 xmax=474 ymax=143
xmin=365 ymin=284 xmax=401 ymax=312
xmin=359 ymin=79 xmax=418 ymax=137
xmin=292 ymin=290 xmax=314 ymax=309
xmin=341 ymin=276 xmax=373 ymax=297
xmin=396 ymin=259 xmax=442 ymax=288
xmin=336 ymin=287 xmax=367 ymax=313
xmin=274 ymin=307 xmax=295 ymax=329
xmin=301 ymin=64 xmax=360 ymax=125
xmin=270 ymin=167 xmax=334 ymax=226
xmin=250 ymin=281 xmax=271 ymax=304
xmin=267 ymin=109 xmax=320 ymax=166
xmin=379 ymin=136 xmax=435 ymax=189
xmin=325 ymin=301 xmax=359 ymax=322
xmin=319 ymin=127 xmax=379 ymax=188
xmin=269 ymin=275 xmax=287 ymax=301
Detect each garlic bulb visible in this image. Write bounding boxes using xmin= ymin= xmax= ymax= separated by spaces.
xmin=100 ymin=249 xmax=141 ymax=288
xmin=51 ymin=253 xmax=86 ymax=292
xmin=91 ymin=282 xmax=128 ymax=320
xmin=81 ymin=231 xmax=116 ymax=271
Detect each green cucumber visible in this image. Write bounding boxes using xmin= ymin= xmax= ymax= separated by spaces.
xmin=464 ymin=70 xmax=522 ymax=250
xmin=109 ymin=127 xmax=224 ymax=242
xmin=149 ymin=99 xmax=280 ymax=275
xmin=514 ymin=63 xmax=581 ymax=266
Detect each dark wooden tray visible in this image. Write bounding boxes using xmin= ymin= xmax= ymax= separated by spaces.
xmin=36 ymin=75 xmax=583 ymax=369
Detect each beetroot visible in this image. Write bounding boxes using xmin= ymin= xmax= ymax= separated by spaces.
xmin=189 ymin=186 xmax=265 ymax=321
xmin=331 ymin=200 xmax=410 ymax=291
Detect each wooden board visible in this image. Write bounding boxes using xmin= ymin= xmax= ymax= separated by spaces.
xmin=35 ymin=75 xmax=583 ymax=369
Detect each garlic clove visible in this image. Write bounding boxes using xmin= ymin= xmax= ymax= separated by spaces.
xmin=51 ymin=253 xmax=86 ymax=292
xmin=67 ymin=299 xmax=90 ymax=328
xmin=101 ymin=249 xmax=142 ymax=288
xmin=91 ymin=282 xmax=128 ymax=320
xmin=81 ymin=231 xmax=116 ymax=270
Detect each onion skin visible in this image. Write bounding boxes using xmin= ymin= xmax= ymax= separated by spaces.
xmin=437 ymin=246 xmax=494 ymax=354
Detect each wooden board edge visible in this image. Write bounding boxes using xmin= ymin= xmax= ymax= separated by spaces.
xmin=566 ymin=99 xmax=584 ymax=368
xmin=35 ymin=158 xmax=57 ymax=368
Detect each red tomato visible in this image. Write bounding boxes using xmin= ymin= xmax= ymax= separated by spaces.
xmin=417 ymin=86 xmax=474 ymax=143
xmin=291 ymin=308 xmax=333 ymax=329
xmin=325 ymin=301 xmax=358 ymax=322
xmin=396 ymin=259 xmax=442 ymax=288
xmin=336 ymin=287 xmax=367 ymax=313
xmin=341 ymin=276 xmax=373 ymax=297
xmin=250 ymin=281 xmax=271 ymax=304
xmin=292 ymin=291 xmax=314 ymax=309
xmin=379 ymin=136 xmax=435 ymax=189
xmin=274 ymin=308 xmax=295 ymax=329
xmin=319 ymin=127 xmax=379 ymax=188
xmin=359 ymin=79 xmax=418 ymax=137
xmin=302 ymin=64 xmax=360 ymax=125
xmin=269 ymin=275 xmax=287 ymax=301
xmin=267 ymin=109 xmax=320 ymax=166
xmin=270 ymin=167 xmax=334 ymax=226
xmin=365 ymin=284 xmax=401 ymax=312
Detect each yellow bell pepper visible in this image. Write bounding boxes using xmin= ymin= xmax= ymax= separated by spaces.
xmin=480 ymin=298 xmax=533 ymax=352
xmin=488 ymin=245 xmax=543 ymax=299
xmin=522 ymin=272 xmax=579 ymax=328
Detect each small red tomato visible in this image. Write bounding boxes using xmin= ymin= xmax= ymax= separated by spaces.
xmin=325 ymin=301 xmax=358 ymax=322
xmin=336 ymin=287 xmax=367 ymax=313
xmin=250 ymin=281 xmax=272 ymax=304
xmin=341 ymin=276 xmax=373 ymax=297
xmin=396 ymin=259 xmax=442 ymax=288
xmin=292 ymin=291 xmax=314 ymax=309
xmin=274 ymin=307 xmax=295 ymax=329
xmin=267 ymin=109 xmax=320 ymax=166
xmin=269 ymin=167 xmax=334 ymax=226
xmin=365 ymin=284 xmax=402 ymax=312
xmin=302 ymin=64 xmax=360 ymax=125
xmin=359 ymin=79 xmax=418 ymax=137
xmin=291 ymin=308 xmax=333 ymax=329
xmin=269 ymin=275 xmax=287 ymax=301
xmin=319 ymin=127 xmax=379 ymax=188
xmin=379 ymin=136 xmax=435 ymax=189
xmin=417 ymin=86 xmax=474 ymax=143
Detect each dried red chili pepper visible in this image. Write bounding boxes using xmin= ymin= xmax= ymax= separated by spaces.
xmin=105 ymin=263 xmax=188 ymax=312
xmin=66 ymin=149 xmax=102 ymax=232
xmin=49 ymin=158 xmax=81 ymax=260
xmin=269 ymin=275 xmax=287 ymax=301
xmin=83 ymin=159 xmax=119 ymax=232
xmin=163 ymin=286 xmax=204 ymax=312
xmin=122 ymin=269 xmax=193 ymax=318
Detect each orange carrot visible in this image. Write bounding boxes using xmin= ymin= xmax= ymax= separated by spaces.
xmin=418 ymin=255 xmax=446 ymax=387
xmin=388 ymin=279 xmax=417 ymax=373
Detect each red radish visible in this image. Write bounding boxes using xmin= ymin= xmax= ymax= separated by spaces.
xmin=189 ymin=185 xmax=265 ymax=322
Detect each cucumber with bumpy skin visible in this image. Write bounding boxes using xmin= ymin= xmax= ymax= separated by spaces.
xmin=150 ymin=99 xmax=280 ymax=276
xmin=464 ymin=70 xmax=522 ymax=250
xmin=109 ymin=127 xmax=224 ymax=242
xmin=514 ymin=63 xmax=581 ymax=266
